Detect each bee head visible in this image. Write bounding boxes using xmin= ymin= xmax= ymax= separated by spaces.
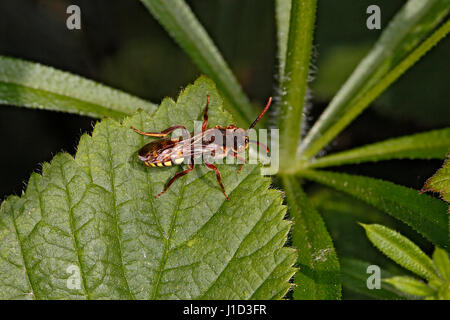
xmin=229 ymin=127 xmax=247 ymax=153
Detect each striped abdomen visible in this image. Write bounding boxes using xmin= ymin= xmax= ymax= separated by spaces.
xmin=144 ymin=157 xmax=185 ymax=167
xmin=138 ymin=138 xmax=185 ymax=167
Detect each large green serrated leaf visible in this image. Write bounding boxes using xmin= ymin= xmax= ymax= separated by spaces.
xmin=0 ymin=77 xmax=296 ymax=300
xmin=0 ymin=56 xmax=156 ymax=119
xmin=282 ymin=176 xmax=341 ymax=300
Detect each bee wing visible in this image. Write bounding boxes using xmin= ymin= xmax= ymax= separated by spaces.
xmin=154 ymin=137 xmax=198 ymax=162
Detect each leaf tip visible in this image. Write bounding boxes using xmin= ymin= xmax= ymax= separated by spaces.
xmin=357 ymin=222 xmax=369 ymax=230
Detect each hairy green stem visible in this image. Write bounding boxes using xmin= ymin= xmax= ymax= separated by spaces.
xmin=277 ymin=0 xmax=317 ymax=173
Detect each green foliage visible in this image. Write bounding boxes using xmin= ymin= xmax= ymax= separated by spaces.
xmin=0 ymin=78 xmax=296 ymax=299
xmin=361 ymin=224 xmax=439 ymax=281
xmin=306 ymin=128 xmax=450 ymax=169
xmin=309 ymin=188 xmax=402 ymax=271
xmin=433 ymin=247 xmax=450 ymax=281
xmin=0 ymin=56 xmax=156 ymax=119
xmin=275 ymin=0 xmax=291 ymax=79
xmin=362 ymin=224 xmax=450 ymax=299
xmin=1 ymin=0 xmax=449 ymax=300
xmin=299 ymin=0 xmax=450 ymax=160
xmin=298 ymin=170 xmax=449 ymax=251
xmin=277 ymin=0 xmax=317 ymax=172
xmin=383 ymin=277 xmax=435 ymax=297
xmin=421 ymin=155 xmax=450 ymax=204
xmin=283 ymin=176 xmax=341 ymax=300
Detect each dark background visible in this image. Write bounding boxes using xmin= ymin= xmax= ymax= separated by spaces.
xmin=0 ymin=0 xmax=448 ymax=298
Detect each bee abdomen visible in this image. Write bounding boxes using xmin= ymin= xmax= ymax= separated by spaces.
xmin=147 ymin=157 xmax=184 ymax=168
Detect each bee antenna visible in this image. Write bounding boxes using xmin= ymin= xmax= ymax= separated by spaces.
xmin=248 ymin=97 xmax=272 ymax=131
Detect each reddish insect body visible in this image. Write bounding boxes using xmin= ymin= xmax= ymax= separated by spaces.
xmin=131 ymin=95 xmax=272 ymax=200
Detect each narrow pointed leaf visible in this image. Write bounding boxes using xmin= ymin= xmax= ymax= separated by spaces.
xmin=140 ymin=0 xmax=254 ymax=127
xmin=433 ymin=247 xmax=450 ymax=280
xmin=361 ymin=224 xmax=440 ymax=281
xmin=383 ymin=276 xmax=436 ymax=297
xmin=304 ymin=128 xmax=450 ymax=169
xmin=340 ymin=258 xmax=405 ymax=300
xmin=0 ymin=56 xmax=156 ymax=119
xmin=283 ymin=176 xmax=341 ymax=300
xmin=0 ymin=77 xmax=296 ymax=299
xmin=275 ymin=0 xmax=292 ymax=79
xmin=299 ymin=0 xmax=450 ymax=159
xmin=278 ymin=0 xmax=317 ymax=172
xmin=298 ymin=170 xmax=449 ymax=250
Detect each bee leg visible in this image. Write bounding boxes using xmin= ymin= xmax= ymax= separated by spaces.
xmin=205 ymin=162 xmax=229 ymax=200
xmin=202 ymin=95 xmax=210 ymax=132
xmin=155 ymin=163 xmax=194 ymax=199
xmin=232 ymin=152 xmax=245 ymax=174
xmin=131 ymin=125 xmax=188 ymax=137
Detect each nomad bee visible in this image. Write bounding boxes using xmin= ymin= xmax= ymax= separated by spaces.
xmin=131 ymin=95 xmax=272 ymax=200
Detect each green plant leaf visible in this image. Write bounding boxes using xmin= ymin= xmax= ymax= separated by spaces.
xmin=275 ymin=0 xmax=291 ymax=79
xmin=303 ymin=128 xmax=450 ymax=170
xmin=383 ymin=276 xmax=436 ymax=297
xmin=277 ymin=0 xmax=317 ymax=172
xmin=140 ymin=0 xmax=254 ymax=127
xmin=437 ymin=285 xmax=450 ymax=299
xmin=310 ymin=188 xmax=393 ymax=225
xmin=310 ymin=188 xmax=397 ymax=267
xmin=433 ymin=247 xmax=450 ymax=280
xmin=0 ymin=56 xmax=156 ymax=120
xmin=298 ymin=170 xmax=449 ymax=251
xmin=0 ymin=77 xmax=296 ymax=300
xmin=340 ymin=258 xmax=405 ymax=300
xmin=299 ymin=0 xmax=450 ymax=159
xmin=361 ymin=224 xmax=440 ymax=281
xmin=421 ymin=154 xmax=450 ymax=204
xmin=282 ymin=176 xmax=341 ymax=300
